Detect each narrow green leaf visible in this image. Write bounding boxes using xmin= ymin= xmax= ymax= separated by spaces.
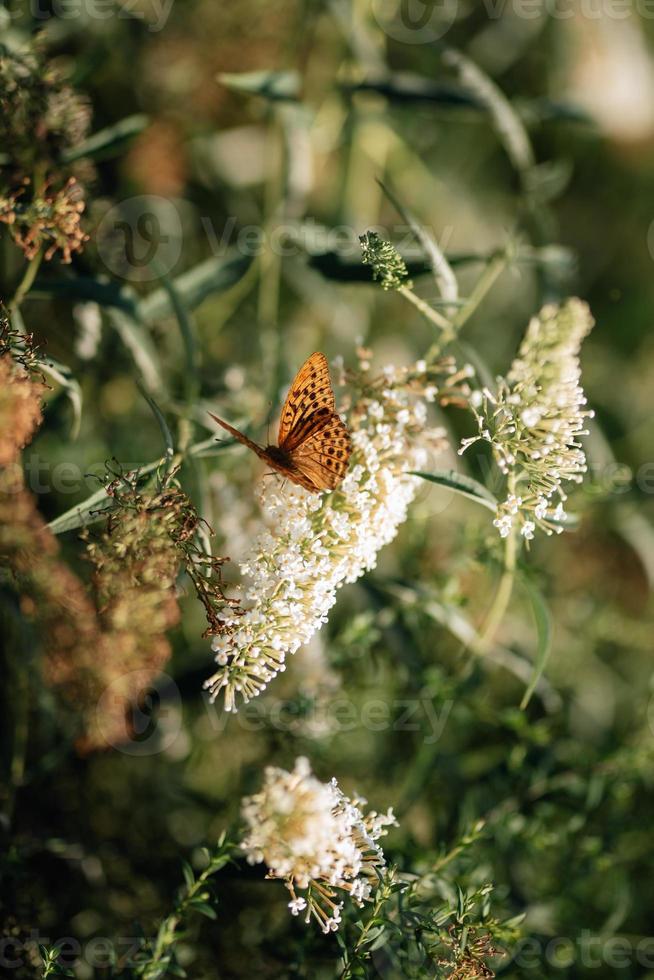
xmin=342 ymin=73 xmax=484 ymax=109
xmin=181 ymin=860 xmax=195 ymax=891
xmin=46 ymin=484 xmax=113 ymax=536
xmin=153 ymin=267 xmax=199 ymax=398
xmin=46 ymin=437 xmax=223 ymax=537
xmin=410 ymin=470 xmax=497 ymax=512
xmin=61 ymin=113 xmax=149 ymax=164
xmin=443 ymin=48 xmax=535 ymax=177
xmin=190 ymin=900 xmax=217 ymax=920
xmin=218 ymin=69 xmax=300 ymax=101
xmin=136 ymin=381 xmax=175 ymax=464
xmin=31 ymin=275 xmax=139 ymax=313
xmin=106 ymin=308 xmax=164 ymax=395
xmin=523 ymin=159 xmax=574 ymax=204
xmin=377 ymin=179 xmax=458 ymax=306
xmin=520 ymin=579 xmax=553 ymax=710
xmin=40 ymin=355 xmax=83 ymax=439
xmin=368 ymin=927 xmax=388 ymax=952
xmin=138 ymin=254 xmax=252 ymax=324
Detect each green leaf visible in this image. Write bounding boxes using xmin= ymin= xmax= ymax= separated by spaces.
xmin=377 ymin=179 xmax=458 ymax=306
xmin=46 ymin=436 xmax=224 ymax=536
xmin=443 ymin=48 xmax=535 ymax=177
xmin=61 ymin=114 xmax=149 ymax=164
xmin=137 ymin=382 xmax=175 ymax=466
xmin=409 ymin=470 xmax=498 ymax=513
xmin=367 ymin=927 xmax=388 ymax=952
xmin=106 ymin=308 xmax=164 ymax=395
xmin=138 ymin=254 xmax=252 ymax=324
xmin=181 ymin=860 xmax=195 ymax=891
xmin=40 ymin=354 xmax=83 ymax=439
xmin=46 ymin=483 xmax=113 ymax=536
xmin=523 ymin=159 xmax=574 ymax=204
xmin=31 ymin=275 xmax=139 ymax=313
xmin=218 ymin=69 xmax=300 ymax=101
xmin=152 ymin=266 xmax=199 ymax=403
xmin=342 ymin=72 xmax=484 ymax=109
xmin=190 ymin=900 xmax=217 ymax=920
xmin=520 ymin=579 xmax=553 ymax=710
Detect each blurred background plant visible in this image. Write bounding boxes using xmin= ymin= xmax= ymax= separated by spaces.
xmin=1 ymin=1 xmax=654 ymax=978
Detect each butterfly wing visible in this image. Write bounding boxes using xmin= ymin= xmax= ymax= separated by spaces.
xmin=289 ymin=413 xmax=352 ymax=491
xmin=277 ymin=352 xmax=336 ymax=453
xmin=210 ymin=352 xmax=350 ymax=495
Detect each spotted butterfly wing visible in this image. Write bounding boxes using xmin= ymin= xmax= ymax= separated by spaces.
xmin=277 ymin=352 xmax=335 ymax=452
xmin=209 ymin=352 xmax=351 ymax=494
xmin=289 ymin=413 xmax=351 ymax=491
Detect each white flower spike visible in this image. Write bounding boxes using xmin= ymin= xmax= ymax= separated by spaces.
xmin=240 ymin=757 xmax=397 ymax=933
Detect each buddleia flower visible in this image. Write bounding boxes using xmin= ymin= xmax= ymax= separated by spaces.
xmin=240 ymin=757 xmax=396 ymax=933
xmin=205 ymin=352 xmax=467 ymax=710
xmin=459 ymin=299 xmax=595 ymax=538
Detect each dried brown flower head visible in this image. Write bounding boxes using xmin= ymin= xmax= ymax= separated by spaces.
xmin=0 ymin=43 xmax=91 ymax=181
xmin=0 ymin=42 xmax=92 ymax=263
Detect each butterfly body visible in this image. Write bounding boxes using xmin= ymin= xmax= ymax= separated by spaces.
xmin=210 ymin=352 xmax=351 ymax=494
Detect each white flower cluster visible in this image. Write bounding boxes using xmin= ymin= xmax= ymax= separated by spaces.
xmin=205 ymin=355 xmax=451 ymax=711
xmin=460 ymin=299 xmax=594 ymax=539
xmin=240 ymin=757 xmax=397 ymax=932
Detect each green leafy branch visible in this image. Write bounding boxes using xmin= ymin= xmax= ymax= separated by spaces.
xmin=131 ymin=834 xmax=237 ymax=980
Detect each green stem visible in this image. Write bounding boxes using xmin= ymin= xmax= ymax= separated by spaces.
xmin=140 ymin=854 xmax=228 ymax=979
xmin=425 ymin=248 xmax=508 ymax=359
xmin=398 ymin=283 xmax=451 ymax=333
xmin=340 ymin=872 xmax=397 ymax=979
xmin=478 ymin=481 xmax=519 ymax=652
xmin=452 ymin=249 xmax=507 ymax=333
xmin=8 ymin=250 xmax=43 ymax=312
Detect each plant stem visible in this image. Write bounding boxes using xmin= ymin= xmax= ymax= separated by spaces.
xmin=452 ymin=249 xmax=508 ymax=334
xmin=339 ymin=872 xmax=397 ymax=979
xmin=9 ymin=250 xmax=43 ymax=312
xmin=478 ymin=482 xmax=519 ymax=652
xmin=398 ymin=284 xmax=451 ymax=332
xmin=139 ymin=851 xmax=229 ymax=979
xmin=425 ymin=248 xmax=509 ymax=359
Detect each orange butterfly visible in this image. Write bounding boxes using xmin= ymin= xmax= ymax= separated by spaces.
xmin=209 ymin=352 xmax=352 ymax=494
